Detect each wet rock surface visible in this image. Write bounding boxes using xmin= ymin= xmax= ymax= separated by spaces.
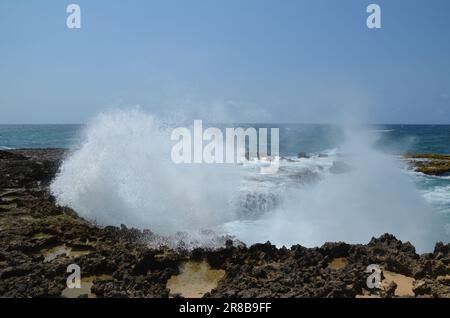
xmin=0 ymin=149 xmax=449 ymax=298
xmin=405 ymin=153 xmax=450 ymax=176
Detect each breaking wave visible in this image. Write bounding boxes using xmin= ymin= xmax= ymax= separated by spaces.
xmin=51 ymin=109 xmax=445 ymax=252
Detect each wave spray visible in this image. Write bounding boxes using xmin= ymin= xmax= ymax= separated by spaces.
xmin=51 ymin=109 xmax=444 ymax=251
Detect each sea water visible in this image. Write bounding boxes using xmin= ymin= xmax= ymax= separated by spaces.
xmin=1 ymin=115 xmax=449 ymax=252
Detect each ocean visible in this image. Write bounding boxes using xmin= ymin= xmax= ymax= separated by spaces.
xmin=2 ymin=124 xmax=450 ymax=154
xmin=1 ymin=121 xmax=450 ymax=251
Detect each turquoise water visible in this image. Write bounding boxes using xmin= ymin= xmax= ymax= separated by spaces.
xmin=376 ymin=125 xmax=450 ymax=155
xmin=2 ymin=124 xmax=450 ymax=155
xmin=0 ymin=125 xmax=82 ymax=149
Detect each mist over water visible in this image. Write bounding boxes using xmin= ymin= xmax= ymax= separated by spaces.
xmin=222 ymin=127 xmax=443 ymax=252
xmin=51 ymin=109 xmax=445 ymax=252
xmin=50 ymin=109 xmax=242 ymax=237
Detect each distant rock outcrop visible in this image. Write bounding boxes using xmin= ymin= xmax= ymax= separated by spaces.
xmin=405 ymin=153 xmax=450 ymax=175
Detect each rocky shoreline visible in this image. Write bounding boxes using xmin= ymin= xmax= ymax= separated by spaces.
xmin=405 ymin=153 xmax=450 ymax=175
xmin=1 ymin=149 xmax=449 ymax=298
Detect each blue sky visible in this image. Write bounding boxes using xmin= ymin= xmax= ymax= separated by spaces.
xmin=1 ymin=0 xmax=450 ymax=124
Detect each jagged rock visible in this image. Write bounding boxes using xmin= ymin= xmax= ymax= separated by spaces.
xmin=0 ymin=149 xmax=449 ymax=298
xmin=434 ymin=242 xmax=450 ymax=255
xmin=385 ymin=281 xmax=397 ymax=298
xmin=297 ymin=152 xmax=310 ymax=159
xmin=405 ymin=153 xmax=450 ymax=175
xmin=320 ymin=242 xmax=351 ymax=258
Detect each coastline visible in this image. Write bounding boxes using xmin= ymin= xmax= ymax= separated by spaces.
xmin=0 ymin=149 xmax=449 ymax=298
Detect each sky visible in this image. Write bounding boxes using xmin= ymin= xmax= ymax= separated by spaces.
xmin=0 ymin=0 xmax=450 ymax=124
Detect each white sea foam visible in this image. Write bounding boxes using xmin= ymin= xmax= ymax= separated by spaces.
xmin=422 ymin=185 xmax=450 ymax=211
xmin=51 ymin=109 xmax=446 ymax=252
xmin=220 ymin=128 xmax=444 ymax=252
xmin=50 ymin=108 xmax=242 ymax=242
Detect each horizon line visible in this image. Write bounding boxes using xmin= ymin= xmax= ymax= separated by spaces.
xmin=1 ymin=122 xmax=450 ymax=126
